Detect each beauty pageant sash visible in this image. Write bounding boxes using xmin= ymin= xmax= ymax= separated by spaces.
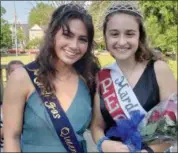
xmin=98 ymin=62 xmax=147 ymax=121
xmin=24 ymin=61 xmax=84 ymax=153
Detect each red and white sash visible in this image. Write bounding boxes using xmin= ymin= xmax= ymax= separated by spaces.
xmin=98 ymin=62 xmax=147 ymax=121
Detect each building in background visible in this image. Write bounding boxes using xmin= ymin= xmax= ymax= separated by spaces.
xmin=29 ymin=24 xmax=47 ymax=40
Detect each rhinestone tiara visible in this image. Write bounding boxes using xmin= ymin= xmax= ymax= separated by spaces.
xmin=104 ymin=1 xmax=143 ymax=18
xmin=60 ymin=3 xmax=90 ymax=18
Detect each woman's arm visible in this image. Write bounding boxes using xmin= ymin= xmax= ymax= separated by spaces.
xmin=155 ymin=60 xmax=177 ymax=101
xmin=90 ymin=92 xmax=105 ymax=144
xmin=3 ymin=68 xmax=30 ymax=152
xmin=90 ymin=92 xmax=129 ymax=152
xmin=147 ymin=60 xmax=177 ymax=152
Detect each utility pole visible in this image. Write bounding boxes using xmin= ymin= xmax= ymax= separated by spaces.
xmin=14 ymin=1 xmax=18 ymax=56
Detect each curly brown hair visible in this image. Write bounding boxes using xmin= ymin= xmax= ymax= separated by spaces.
xmin=103 ymin=4 xmax=161 ymax=62
xmin=35 ymin=4 xmax=100 ymax=101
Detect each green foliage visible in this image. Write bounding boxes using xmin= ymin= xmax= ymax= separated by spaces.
xmin=28 ymin=2 xmax=55 ymax=27
xmin=0 ymin=6 xmax=12 ymax=49
xmin=88 ymin=1 xmax=112 ymax=49
xmin=0 ymin=6 xmax=6 ymax=16
xmin=17 ymin=27 xmax=26 ymax=49
xmin=157 ymin=117 xmax=177 ymax=138
xmin=26 ymin=38 xmax=42 ymax=49
xmin=17 ymin=28 xmax=25 ymax=42
xmin=140 ymin=123 xmax=158 ymax=136
xmin=139 ymin=1 xmax=178 ymax=54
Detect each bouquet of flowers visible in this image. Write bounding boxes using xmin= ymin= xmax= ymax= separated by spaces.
xmin=106 ymin=93 xmax=177 ymax=152
xmin=140 ymin=93 xmax=177 ymax=151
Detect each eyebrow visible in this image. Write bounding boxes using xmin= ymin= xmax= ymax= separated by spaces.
xmin=108 ymin=29 xmax=137 ymax=32
xmin=126 ymin=29 xmax=137 ymax=32
xmin=79 ymin=35 xmax=88 ymax=39
xmin=63 ymin=29 xmax=88 ymax=38
xmin=108 ymin=29 xmax=119 ymax=32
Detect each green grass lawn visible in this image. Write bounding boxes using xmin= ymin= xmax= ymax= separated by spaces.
xmin=1 ymin=53 xmax=177 ymax=81
xmin=1 ymin=54 xmax=36 ymax=65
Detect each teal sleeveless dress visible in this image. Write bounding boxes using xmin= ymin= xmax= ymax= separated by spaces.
xmin=21 ymin=78 xmax=92 ymax=152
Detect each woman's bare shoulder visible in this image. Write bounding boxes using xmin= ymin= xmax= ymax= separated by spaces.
xmin=154 ymin=60 xmax=171 ymax=72
xmin=153 ymin=60 xmax=176 ymax=80
xmin=6 ymin=67 xmax=33 ymax=95
xmin=154 ymin=60 xmax=177 ymax=100
xmin=8 ymin=67 xmax=29 ymax=83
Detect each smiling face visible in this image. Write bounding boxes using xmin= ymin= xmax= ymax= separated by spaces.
xmin=54 ymin=19 xmax=88 ymax=65
xmin=105 ymin=13 xmax=140 ymax=61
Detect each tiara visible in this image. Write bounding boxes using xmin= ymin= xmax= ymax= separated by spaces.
xmin=60 ymin=3 xmax=90 ymax=18
xmin=104 ymin=1 xmax=143 ymax=18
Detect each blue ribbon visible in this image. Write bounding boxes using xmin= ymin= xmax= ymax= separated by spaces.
xmin=106 ymin=110 xmax=145 ymax=152
xmin=25 ymin=61 xmax=84 ymax=153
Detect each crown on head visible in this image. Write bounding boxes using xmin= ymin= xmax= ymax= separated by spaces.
xmin=60 ymin=3 xmax=89 ymax=18
xmin=104 ymin=1 xmax=143 ymax=18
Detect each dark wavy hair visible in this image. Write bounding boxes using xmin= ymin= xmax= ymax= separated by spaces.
xmin=35 ymin=4 xmax=100 ymax=101
xmin=103 ymin=4 xmax=160 ymax=62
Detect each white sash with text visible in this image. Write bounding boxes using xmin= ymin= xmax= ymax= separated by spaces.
xmin=102 ymin=62 xmax=147 ymax=119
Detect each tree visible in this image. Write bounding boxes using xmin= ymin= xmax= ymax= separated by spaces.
xmin=88 ymin=1 xmax=112 ymax=50
xmin=0 ymin=6 xmax=6 ymax=16
xmin=28 ymin=2 xmax=55 ymax=27
xmin=26 ymin=37 xmax=42 ymax=49
xmin=139 ymin=1 xmax=178 ymax=54
xmin=17 ymin=27 xmax=26 ymax=49
xmin=0 ymin=6 xmax=12 ymax=49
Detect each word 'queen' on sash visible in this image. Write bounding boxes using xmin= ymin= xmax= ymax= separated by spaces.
xmin=24 ymin=62 xmax=84 ymax=153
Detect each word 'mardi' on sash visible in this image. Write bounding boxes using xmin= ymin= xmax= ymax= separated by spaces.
xmin=98 ymin=62 xmax=146 ymax=120
xmin=24 ymin=61 xmax=84 ymax=153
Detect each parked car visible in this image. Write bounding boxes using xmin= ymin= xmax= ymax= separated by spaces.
xmin=8 ymin=48 xmax=25 ymax=54
xmin=25 ymin=49 xmax=39 ymax=54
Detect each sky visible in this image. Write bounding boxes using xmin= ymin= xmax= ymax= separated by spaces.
xmin=1 ymin=1 xmax=91 ymax=24
xmin=1 ymin=1 xmax=50 ymax=24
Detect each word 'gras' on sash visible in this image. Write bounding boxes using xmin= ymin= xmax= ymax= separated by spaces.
xmin=24 ymin=61 xmax=84 ymax=152
xmin=45 ymin=101 xmax=61 ymax=119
